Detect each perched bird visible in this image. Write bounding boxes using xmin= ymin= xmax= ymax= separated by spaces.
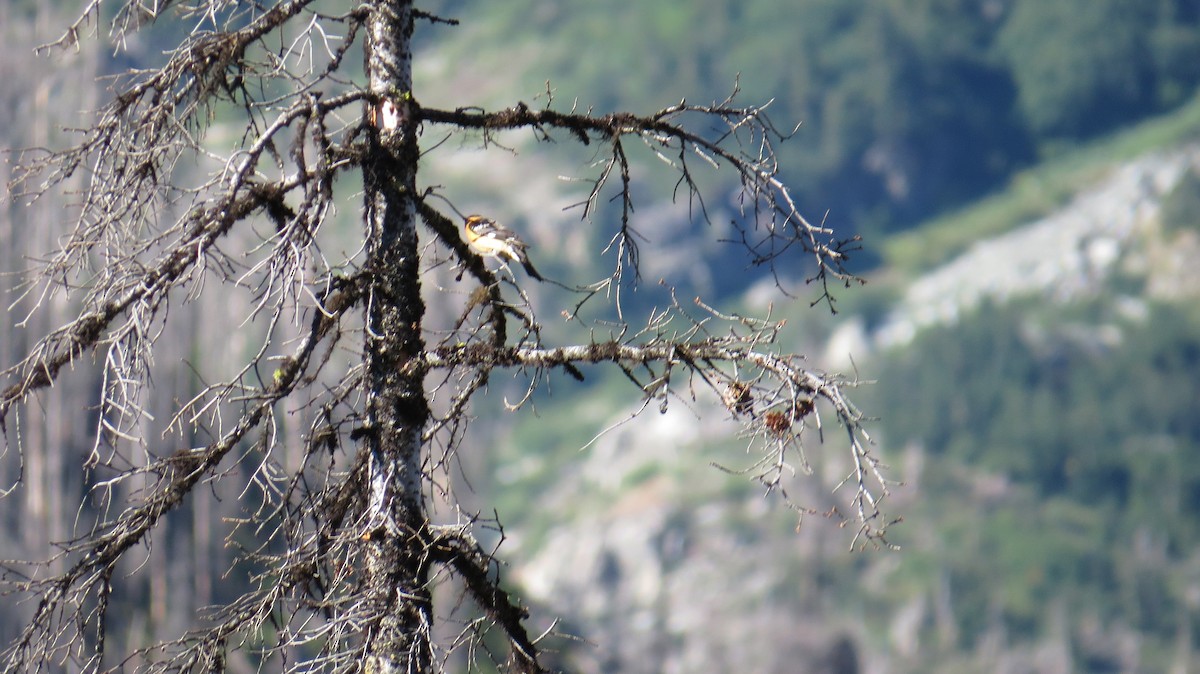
xmin=462 ymin=214 xmax=544 ymax=281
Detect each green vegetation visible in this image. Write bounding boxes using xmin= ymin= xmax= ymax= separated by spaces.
xmin=867 ymin=299 xmax=1200 ymax=656
xmin=884 ymin=90 xmax=1200 ymax=274
xmin=1161 ymin=165 xmax=1200 ymax=232
xmin=427 ymin=0 xmax=1200 ymax=248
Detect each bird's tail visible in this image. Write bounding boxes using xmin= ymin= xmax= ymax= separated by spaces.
xmin=520 ymin=256 xmax=545 ymax=281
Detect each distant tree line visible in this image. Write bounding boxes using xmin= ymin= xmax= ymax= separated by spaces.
xmin=27 ymin=0 xmax=1196 ymax=259
xmin=453 ymin=0 xmax=1200 ymax=242
xmin=869 ymin=299 xmax=1200 ymax=662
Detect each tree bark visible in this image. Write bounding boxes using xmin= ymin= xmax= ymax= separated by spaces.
xmin=361 ymin=1 xmax=432 ymax=671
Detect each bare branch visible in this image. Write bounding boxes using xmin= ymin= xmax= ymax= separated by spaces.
xmin=419 ymin=97 xmax=863 ymax=300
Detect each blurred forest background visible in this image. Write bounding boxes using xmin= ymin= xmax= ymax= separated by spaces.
xmin=5 ymin=0 xmax=1200 ymax=672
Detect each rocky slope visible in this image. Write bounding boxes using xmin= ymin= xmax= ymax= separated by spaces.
xmin=877 ymin=145 xmax=1200 ymax=348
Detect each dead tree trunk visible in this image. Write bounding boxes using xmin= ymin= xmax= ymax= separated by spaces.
xmin=360 ymin=1 xmax=433 ymax=670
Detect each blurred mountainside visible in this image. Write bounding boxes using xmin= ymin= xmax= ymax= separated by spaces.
xmin=6 ymin=1 xmax=1200 ymax=673
xmin=420 ymin=0 xmax=1200 ymax=249
xmin=473 ymin=120 xmax=1200 ymax=674
xmin=408 ymin=2 xmax=1200 ymax=673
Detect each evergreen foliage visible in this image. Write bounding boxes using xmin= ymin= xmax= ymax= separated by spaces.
xmin=870 ymin=300 xmax=1200 ymax=652
xmin=429 ymin=0 xmax=1200 ymax=242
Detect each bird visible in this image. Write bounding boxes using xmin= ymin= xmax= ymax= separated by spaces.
xmin=462 ymin=214 xmax=544 ymax=281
